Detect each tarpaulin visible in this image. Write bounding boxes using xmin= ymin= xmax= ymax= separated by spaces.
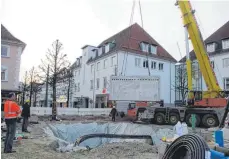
xmin=44 ymin=122 xmax=175 ymax=152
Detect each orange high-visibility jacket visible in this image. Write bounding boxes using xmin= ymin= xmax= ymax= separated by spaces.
xmin=4 ymin=100 xmax=21 ymax=119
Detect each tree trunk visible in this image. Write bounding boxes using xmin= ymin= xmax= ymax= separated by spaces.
xmin=29 ymin=67 xmax=34 ymax=107
xmin=52 ymin=76 xmax=57 ymax=120
xmin=45 ymin=65 xmax=49 ymax=107
xmin=29 ymin=82 xmax=33 ymax=107
xmin=52 ymin=40 xmax=58 ymax=120
xmin=22 ymin=85 xmax=25 ymax=105
xmin=22 ymin=71 xmax=27 ymax=105
xmin=67 ymin=74 xmax=71 ymax=108
xmin=34 ymin=92 xmax=37 ymax=107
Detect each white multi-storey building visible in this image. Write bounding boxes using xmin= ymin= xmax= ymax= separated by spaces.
xmin=71 ymin=23 xmax=177 ymax=108
xmin=178 ymin=21 xmax=229 ymax=99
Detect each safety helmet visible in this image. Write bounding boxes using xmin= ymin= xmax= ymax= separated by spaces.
xmin=25 ymin=99 xmax=30 ymax=103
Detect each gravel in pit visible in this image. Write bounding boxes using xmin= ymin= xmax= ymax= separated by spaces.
xmin=87 ymin=142 xmax=158 ymax=159
xmin=1 ymin=115 xmax=159 ymax=159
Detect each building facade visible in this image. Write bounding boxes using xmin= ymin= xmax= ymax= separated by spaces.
xmin=1 ymin=25 xmax=26 ymax=99
xmin=70 ymin=23 xmax=177 ymax=108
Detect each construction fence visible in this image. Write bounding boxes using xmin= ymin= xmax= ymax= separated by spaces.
xmin=30 ymin=107 xmax=112 ymax=116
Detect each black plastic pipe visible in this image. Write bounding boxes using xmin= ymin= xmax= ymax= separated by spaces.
xmin=162 ymin=134 xmax=210 ymax=159
xmin=74 ymin=134 xmax=152 ymax=146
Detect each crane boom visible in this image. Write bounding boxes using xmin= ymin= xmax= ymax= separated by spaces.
xmin=176 ymin=0 xmax=222 ymax=98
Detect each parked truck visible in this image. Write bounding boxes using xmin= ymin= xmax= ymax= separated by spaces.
xmin=109 ymin=1 xmax=228 ymax=128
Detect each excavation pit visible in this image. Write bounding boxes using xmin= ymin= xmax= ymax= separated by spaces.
xmin=45 ymin=122 xmax=175 ymax=152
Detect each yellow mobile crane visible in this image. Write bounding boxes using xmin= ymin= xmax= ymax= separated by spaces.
xmin=125 ymin=0 xmax=228 ymax=128
xmin=176 ymin=0 xmax=227 ymax=107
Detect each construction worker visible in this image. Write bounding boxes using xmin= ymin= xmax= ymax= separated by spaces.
xmin=4 ymin=92 xmax=21 ymax=153
xmin=110 ymin=106 xmax=117 ymax=122
xmin=21 ymin=99 xmax=30 ymax=133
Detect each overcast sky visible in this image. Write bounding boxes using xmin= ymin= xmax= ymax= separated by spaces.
xmin=1 ymin=0 xmax=229 ymax=81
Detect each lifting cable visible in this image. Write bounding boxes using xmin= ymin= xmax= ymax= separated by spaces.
xmin=122 ymin=0 xmax=150 ymax=76
xmin=121 ymin=0 xmax=136 ymax=76
xmin=138 ymin=0 xmax=150 ymax=76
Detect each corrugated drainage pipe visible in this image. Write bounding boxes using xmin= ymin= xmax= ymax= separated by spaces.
xmin=162 ymin=134 xmax=210 ymax=159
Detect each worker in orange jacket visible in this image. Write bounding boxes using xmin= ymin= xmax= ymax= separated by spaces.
xmin=4 ymin=92 xmax=21 ymax=153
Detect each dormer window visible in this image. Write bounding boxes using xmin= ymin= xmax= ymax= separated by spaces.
xmin=140 ymin=42 xmax=149 ymax=52
xmin=206 ymin=43 xmax=215 ymax=53
xmin=105 ymin=43 xmax=110 ymax=53
xmin=95 ymin=49 xmax=98 ymax=57
xmin=150 ymin=45 xmax=157 ymax=54
xmin=92 ymin=49 xmax=98 ymax=57
xmin=102 ymin=46 xmax=105 ymax=54
xmin=222 ymin=38 xmax=229 ymax=49
xmin=98 ymin=47 xmax=103 ymax=56
xmin=140 ymin=42 xmax=157 ymax=54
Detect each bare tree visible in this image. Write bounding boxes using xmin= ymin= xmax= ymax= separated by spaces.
xmin=39 ymin=39 xmax=70 ymax=120
xmin=20 ymin=71 xmax=30 ymax=105
xmin=174 ymin=63 xmax=196 ymax=103
xmin=174 ymin=64 xmax=188 ymax=103
xmin=27 ymin=67 xmax=43 ymax=107
xmin=66 ymin=69 xmax=73 ymax=107
xmin=31 ymin=82 xmax=43 ymax=107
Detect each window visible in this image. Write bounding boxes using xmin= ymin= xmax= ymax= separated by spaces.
xmin=95 ymin=49 xmax=99 ymax=57
xmin=1 ymin=45 xmax=10 ymax=57
xmin=90 ymin=80 xmax=93 ymax=90
xmin=77 ymin=70 xmax=80 ymax=76
xmin=159 ymin=63 xmax=164 ymax=70
xmin=135 ymin=58 xmax=141 ymax=67
xmin=78 ymin=83 xmax=80 ymax=91
xmin=150 ymin=45 xmax=157 ymax=54
xmin=75 ymin=84 xmax=77 ymax=92
xmin=222 ymin=39 xmax=229 ymax=49
xmin=111 ymin=56 xmax=116 ymax=66
xmin=206 ymin=43 xmax=215 ymax=53
xmin=97 ymin=62 xmax=101 ymax=71
xmin=1 ymin=66 xmax=8 ymax=81
xmin=105 ymin=43 xmax=110 ymax=53
xmin=103 ymin=77 xmax=107 ymax=88
xmin=98 ymin=47 xmax=103 ymax=56
xmin=96 ymin=78 xmax=100 ymax=89
xmin=223 ymin=58 xmax=229 ymax=68
xmin=91 ymin=64 xmax=94 ymax=73
xmin=104 ymin=59 xmax=108 ymax=69
xmin=151 ymin=61 xmax=156 ymax=69
xmin=210 ymin=61 xmax=214 ymax=69
xmin=143 ymin=60 xmax=148 ymax=68
xmin=224 ymin=78 xmax=229 ymax=90
xmin=140 ymin=42 xmax=149 ymax=52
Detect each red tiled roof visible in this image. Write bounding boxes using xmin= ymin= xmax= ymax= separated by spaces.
xmin=1 ymin=24 xmax=26 ymax=46
xmin=180 ymin=21 xmax=229 ymax=62
xmin=90 ymin=23 xmax=177 ymax=62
